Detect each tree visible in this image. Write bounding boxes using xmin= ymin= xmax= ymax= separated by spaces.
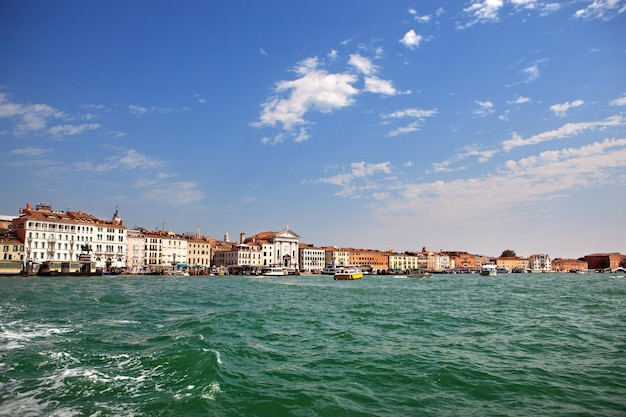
xmin=500 ymin=249 xmax=516 ymax=258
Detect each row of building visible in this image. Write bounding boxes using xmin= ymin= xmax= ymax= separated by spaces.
xmin=1 ymin=202 xmax=625 ymax=275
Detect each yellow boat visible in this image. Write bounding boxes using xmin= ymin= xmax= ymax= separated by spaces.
xmin=334 ymin=267 xmax=363 ymax=280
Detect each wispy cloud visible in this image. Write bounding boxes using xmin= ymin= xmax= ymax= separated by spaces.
xmin=10 ymin=146 xmax=52 ymax=157
xmin=610 ymin=94 xmax=626 ymax=106
xmin=503 ymin=115 xmax=625 ymax=151
xmin=461 ymin=0 xmax=504 ymax=28
xmin=381 ymin=107 xmax=437 ymax=137
xmin=0 ymin=92 xmax=65 ymax=134
xmin=550 ymin=99 xmax=584 ymax=117
xmin=408 ymin=8 xmax=431 ymax=23
xmin=49 ymin=123 xmax=101 ymax=136
xmin=574 ymin=0 xmax=626 ymax=20
xmin=507 ymin=96 xmax=531 ymax=105
xmin=140 ymin=181 xmax=204 ymax=205
xmin=76 ymin=149 xmax=165 ymax=172
xmin=389 ymin=138 xmax=626 ymax=220
xmin=433 ymin=145 xmax=497 ymax=172
xmin=314 ymin=161 xmax=392 ymax=198
xmin=473 ymin=100 xmax=495 ymax=117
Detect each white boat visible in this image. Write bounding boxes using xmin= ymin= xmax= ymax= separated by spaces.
xmin=321 ymin=263 xmax=339 ymax=275
xmin=260 ymin=266 xmax=287 ymax=276
xmin=334 ymin=267 xmax=363 ymax=280
xmin=481 ymin=264 xmax=497 ymax=276
xmin=496 ymin=267 xmax=510 ymax=274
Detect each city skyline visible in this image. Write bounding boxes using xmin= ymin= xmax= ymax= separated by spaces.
xmin=1 ymin=1 xmax=625 ymax=259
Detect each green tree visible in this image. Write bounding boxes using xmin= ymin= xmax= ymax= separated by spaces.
xmin=500 ymin=249 xmax=516 ymax=257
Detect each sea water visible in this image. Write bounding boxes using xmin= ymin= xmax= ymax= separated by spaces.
xmin=1 ymin=273 xmax=625 ymax=416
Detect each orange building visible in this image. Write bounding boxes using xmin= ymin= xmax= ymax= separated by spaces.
xmin=552 ymin=258 xmax=588 ymax=272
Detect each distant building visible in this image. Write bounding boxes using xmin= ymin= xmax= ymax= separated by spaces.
xmin=12 ymin=202 xmax=127 ymax=271
xmin=126 ymin=229 xmax=145 ymax=274
xmin=345 ymin=248 xmax=390 ymax=272
xmin=528 ymin=254 xmax=552 ymax=273
xmin=299 ymin=243 xmax=325 ymax=273
xmin=496 ymin=256 xmax=530 ymax=272
xmin=324 ymin=247 xmax=350 ymax=268
xmin=552 ymin=258 xmax=588 ymax=272
xmin=584 ymin=253 xmax=625 ymax=271
xmin=244 ymin=226 xmax=300 ymax=270
xmin=1 ymin=235 xmax=24 ymax=261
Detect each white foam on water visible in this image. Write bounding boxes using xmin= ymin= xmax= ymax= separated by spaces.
xmin=0 ymin=320 xmax=73 ymax=351
xmin=202 ymin=381 xmax=222 ymax=401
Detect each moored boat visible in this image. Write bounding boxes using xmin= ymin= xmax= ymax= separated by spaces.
xmin=0 ymin=260 xmax=24 ymax=276
xmin=481 ymin=264 xmax=497 ymax=276
xmin=260 ymin=266 xmax=287 ymax=276
xmin=334 ymin=267 xmax=363 ymax=280
xmin=407 ymin=271 xmax=432 ymax=278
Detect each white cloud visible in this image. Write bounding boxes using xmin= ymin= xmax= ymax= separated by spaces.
xmin=349 ymin=54 xmax=376 ymax=75
xmin=141 ymin=181 xmax=204 ymax=205
xmin=522 ymin=64 xmax=540 ymax=83
xmin=0 ymin=92 xmax=65 ymax=134
xmin=473 ymin=100 xmax=495 ymax=117
xmin=508 ymin=96 xmax=531 ymax=105
xmin=78 ymin=149 xmax=165 ymax=172
xmin=364 ymin=77 xmax=398 ymax=95
xmin=408 ymin=8 xmax=431 ymax=22
xmin=383 ymin=138 xmax=626 ymax=221
xmin=503 ymin=115 xmax=625 ymax=151
xmin=255 ymin=56 xmax=359 ymax=142
xmin=462 ymin=0 xmax=504 ymax=27
xmin=550 ymin=99 xmax=584 ymax=117
xmin=432 ymin=145 xmax=497 ymax=172
xmin=400 ymin=30 xmax=424 ymax=49
xmin=574 ymin=0 xmax=626 ymax=20
xmin=128 ymin=104 xmax=149 ymax=115
xmin=610 ymin=94 xmax=626 ymax=106
xmin=49 ymin=123 xmax=101 ymax=136
xmin=381 ymin=107 xmax=437 ymax=137
xmin=315 ymin=161 xmax=392 ymax=198
xmin=10 ymin=146 xmax=52 ymax=157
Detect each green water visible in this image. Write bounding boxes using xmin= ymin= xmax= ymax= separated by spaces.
xmin=1 ymin=273 xmax=625 ymax=416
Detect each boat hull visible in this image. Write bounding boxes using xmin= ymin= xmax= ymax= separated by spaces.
xmin=334 ymin=272 xmax=363 ymax=280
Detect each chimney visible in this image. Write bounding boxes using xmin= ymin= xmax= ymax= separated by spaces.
xmin=240 ymin=232 xmax=246 ymax=244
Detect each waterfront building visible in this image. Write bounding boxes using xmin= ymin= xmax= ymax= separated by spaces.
xmin=347 ymin=248 xmax=390 ymax=272
xmin=12 ymin=202 xmax=127 ymax=271
xmin=185 ymin=230 xmax=215 ymax=273
xmin=552 ymin=258 xmax=588 ymax=272
xmin=528 ymin=254 xmax=552 ymax=273
xmin=298 ymin=243 xmax=325 ymax=273
xmin=324 ymin=247 xmax=350 ymax=268
xmin=388 ymin=252 xmax=425 ymax=272
xmin=584 ymin=253 xmax=625 ymax=271
xmin=126 ymin=229 xmax=146 ymax=274
xmin=161 ymin=231 xmax=187 ymax=270
xmin=143 ymin=230 xmax=163 ymax=271
xmin=496 ymin=256 xmax=530 ymax=272
xmin=1 ymin=235 xmax=24 ymax=262
xmin=244 ymin=227 xmax=300 ymax=270
xmin=0 ymin=215 xmax=17 ymax=231
xmin=443 ymin=251 xmax=477 ymax=271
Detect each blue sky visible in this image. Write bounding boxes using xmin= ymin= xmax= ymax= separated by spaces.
xmin=1 ymin=0 xmax=625 ymax=258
